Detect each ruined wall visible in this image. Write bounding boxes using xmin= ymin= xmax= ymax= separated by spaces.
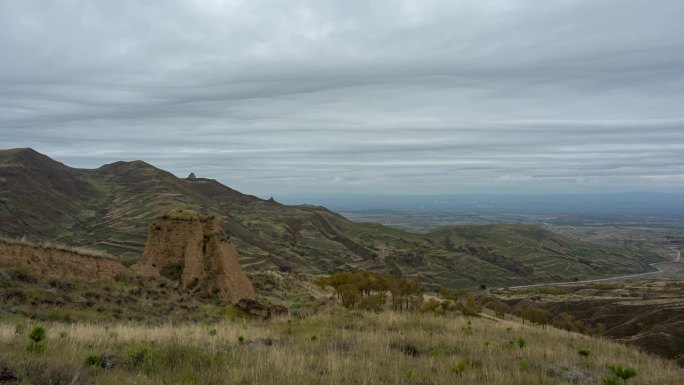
xmin=0 ymin=241 xmax=125 ymax=280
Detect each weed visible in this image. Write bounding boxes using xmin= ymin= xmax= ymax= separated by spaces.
xmin=14 ymin=323 xmax=25 ymax=335
xmin=516 ymin=337 xmax=526 ymax=348
xmin=85 ymin=355 xmax=103 ymax=367
xmin=450 ymin=359 xmax=467 ymax=374
xmin=606 ymin=364 xmax=637 ymax=382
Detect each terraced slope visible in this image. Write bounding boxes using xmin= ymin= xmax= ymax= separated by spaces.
xmin=0 ymin=148 xmax=662 ymax=288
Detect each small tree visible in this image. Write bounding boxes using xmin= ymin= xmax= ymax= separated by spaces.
xmin=488 ymin=299 xmax=510 ymax=319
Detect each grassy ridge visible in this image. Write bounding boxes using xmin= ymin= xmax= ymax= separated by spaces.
xmin=1 ymin=311 xmax=681 ymax=385
xmin=0 ymin=148 xmax=664 ymax=288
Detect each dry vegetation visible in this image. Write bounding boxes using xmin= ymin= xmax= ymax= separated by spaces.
xmin=0 ymin=236 xmax=112 ymax=259
xmin=0 ymin=310 xmax=682 ymax=385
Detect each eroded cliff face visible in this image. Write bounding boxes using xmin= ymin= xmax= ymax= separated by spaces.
xmin=0 ymin=241 xmax=125 ymax=280
xmin=133 ymin=210 xmax=255 ymax=304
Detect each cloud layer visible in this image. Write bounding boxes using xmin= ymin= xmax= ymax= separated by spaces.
xmin=2 ymin=0 xmax=683 ymax=194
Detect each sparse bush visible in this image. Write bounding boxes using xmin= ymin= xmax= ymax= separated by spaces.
xmin=29 ymin=326 xmax=46 ymax=343
xmin=553 ymin=312 xmax=583 ymax=332
xmin=486 ymin=298 xmax=510 ymax=318
xmin=602 ymin=375 xmax=621 ymax=385
xmin=578 ymin=348 xmax=590 ymax=358
xmin=450 ymin=358 xmax=467 ymax=374
xmin=606 ymin=364 xmax=637 ymax=382
xmin=516 ymin=337 xmax=526 ymax=348
xmin=26 ymin=326 xmax=47 ymax=354
xmin=85 ymin=354 xmax=103 ymax=367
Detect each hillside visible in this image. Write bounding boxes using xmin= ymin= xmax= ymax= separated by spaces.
xmin=0 ymin=148 xmax=662 ymax=288
xmin=1 ymin=309 xmax=681 ymax=385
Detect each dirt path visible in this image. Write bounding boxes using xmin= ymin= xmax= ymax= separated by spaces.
xmin=509 ymin=247 xmax=681 ymax=289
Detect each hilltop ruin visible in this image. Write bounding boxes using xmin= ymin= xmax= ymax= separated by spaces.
xmin=133 ymin=210 xmax=255 ymax=304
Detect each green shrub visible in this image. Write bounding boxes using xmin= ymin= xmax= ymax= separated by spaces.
xmin=450 ymin=359 xmax=467 ymax=374
xmin=578 ymin=348 xmax=590 ymax=358
xmin=26 ymin=342 xmax=46 ymax=353
xmin=601 ymin=375 xmax=620 ymax=385
xmin=516 ymin=337 xmax=526 ymax=348
xmin=29 ymin=326 xmax=46 ymax=343
xmin=208 ymin=329 xmax=217 ymax=336
xmin=238 ymin=335 xmax=245 ymax=344
xmin=607 ymin=364 xmax=636 ymax=382
xmin=86 ymin=355 xmax=103 ymax=367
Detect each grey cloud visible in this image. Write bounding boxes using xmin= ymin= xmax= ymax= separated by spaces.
xmin=1 ymin=0 xmax=683 ymax=195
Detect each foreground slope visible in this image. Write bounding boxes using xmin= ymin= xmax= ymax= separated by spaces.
xmin=0 ymin=148 xmax=662 ymax=287
xmin=1 ymin=310 xmax=681 ymax=385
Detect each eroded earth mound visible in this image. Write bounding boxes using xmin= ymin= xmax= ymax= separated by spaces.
xmin=133 ymin=210 xmax=255 ymax=304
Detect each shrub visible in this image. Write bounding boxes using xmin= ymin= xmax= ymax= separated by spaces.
xmin=29 ymin=326 xmax=46 ymax=343
xmin=516 ymin=337 xmax=526 ymax=348
xmin=607 ymin=364 xmax=636 ymax=382
xmin=86 ymin=355 xmax=103 ymax=367
xmin=26 ymin=342 xmax=46 ymax=353
xmin=578 ymin=348 xmax=590 ymax=358
xmin=450 ymin=359 xmax=467 ymax=374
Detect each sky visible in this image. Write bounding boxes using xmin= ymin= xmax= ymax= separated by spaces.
xmin=1 ymin=0 xmax=683 ymax=196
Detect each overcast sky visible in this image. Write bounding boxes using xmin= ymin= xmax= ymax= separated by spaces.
xmin=1 ymin=0 xmax=683 ymax=196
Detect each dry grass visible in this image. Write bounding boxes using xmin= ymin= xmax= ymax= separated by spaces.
xmin=0 ymin=235 xmax=113 ymax=259
xmin=1 ymin=310 xmax=681 ymax=385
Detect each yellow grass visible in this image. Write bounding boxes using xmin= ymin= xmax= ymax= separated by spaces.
xmin=1 ymin=310 xmax=681 ymax=385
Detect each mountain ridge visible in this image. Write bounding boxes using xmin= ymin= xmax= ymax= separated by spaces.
xmin=0 ymin=148 xmax=662 ymax=288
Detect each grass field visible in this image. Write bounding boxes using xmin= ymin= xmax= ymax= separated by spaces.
xmin=1 ymin=310 xmax=682 ymax=385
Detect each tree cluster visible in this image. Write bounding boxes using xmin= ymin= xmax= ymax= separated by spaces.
xmin=512 ymin=300 xmax=550 ymax=327
xmin=315 ymin=271 xmax=423 ymax=311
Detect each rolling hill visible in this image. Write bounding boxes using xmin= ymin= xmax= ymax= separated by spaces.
xmin=0 ymin=148 xmax=662 ymax=288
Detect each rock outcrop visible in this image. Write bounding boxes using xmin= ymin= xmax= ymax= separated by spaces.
xmin=133 ymin=210 xmax=255 ymax=304
xmin=0 ymin=240 xmax=126 ymax=280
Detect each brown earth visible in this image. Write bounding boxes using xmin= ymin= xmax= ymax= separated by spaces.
xmin=503 ymin=280 xmax=684 ymax=367
xmin=0 ymin=240 xmax=125 ymax=280
xmin=133 ymin=210 xmax=255 ymax=304
xmin=543 ymin=298 xmax=684 ymax=366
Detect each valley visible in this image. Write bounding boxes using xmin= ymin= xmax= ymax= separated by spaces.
xmin=0 ymin=148 xmax=667 ymax=289
xmin=1 ymin=148 xmax=682 ymax=382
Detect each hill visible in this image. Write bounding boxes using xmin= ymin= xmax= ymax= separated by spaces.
xmin=0 ymin=148 xmax=662 ymax=288
xmin=1 ymin=308 xmax=681 ymax=384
